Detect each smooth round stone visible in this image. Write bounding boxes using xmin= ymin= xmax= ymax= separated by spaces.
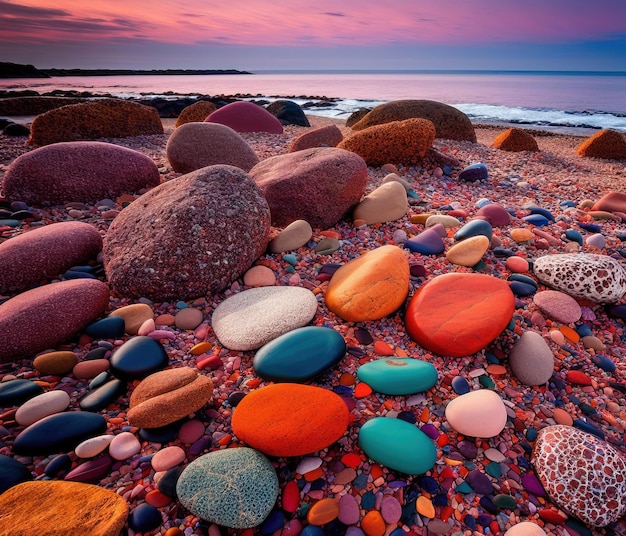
xmin=356 ymin=358 xmax=438 ymax=395
xmin=212 ymin=286 xmax=318 ymax=351
xmin=338 ymin=494 xmax=360 ymax=525
xmin=174 ymin=307 xmax=204 ymax=330
xmin=509 ymin=331 xmax=554 ymax=386
xmin=506 ymin=256 xmax=529 ymax=273
xmin=314 ymin=237 xmax=341 ymax=255
xmin=451 ymin=376 xmax=470 ymax=395
xmin=176 ymin=447 xmax=279 ymax=529
xmin=459 ymin=162 xmax=488 ymax=182
xmin=564 ymin=229 xmax=583 ymax=245
xmin=552 ymin=408 xmax=573 ymax=426
xmin=404 ymin=227 xmax=445 ymax=255
xmin=243 ymin=265 xmax=276 ymax=287
xmin=307 ymin=497 xmax=340 ymax=526
xmin=586 ymin=233 xmax=606 ymax=249
xmin=425 ymin=214 xmax=461 ymax=229
xmin=510 ymin=281 xmax=537 ymax=297
xmin=361 ymin=510 xmax=386 ymax=535
xmin=108 ymin=303 xmax=154 ymax=334
xmin=253 ymin=326 xmax=346 ymax=382
xmin=128 ymin=503 xmax=162 ymax=533
xmin=325 ymin=245 xmax=410 ymax=322
xmin=75 ymin=434 xmax=115 ymax=458
xmin=454 ymin=219 xmax=493 ymax=242
xmin=0 ymin=379 xmax=43 ymax=406
xmin=510 ymin=228 xmax=534 ymax=243
xmin=0 ymin=455 xmax=32 ymax=494
xmin=353 ymin=181 xmax=408 ymax=224
xmin=591 ymin=353 xmax=616 ymax=372
xmin=533 ymin=290 xmax=582 ymax=324
xmin=504 ymin=522 xmax=547 ymax=536
xmin=109 ymin=431 xmax=141 ymax=461
xmin=79 ymin=378 xmax=126 ymax=412
xmin=532 ymin=425 xmax=626 ymax=527
xmin=446 ymin=235 xmax=490 ymax=266
xmin=358 ymin=417 xmax=436 ymax=475
xmin=109 ymin=336 xmax=168 ymax=380
xmin=13 ymin=412 xmax=107 ymax=455
xmin=15 ymin=390 xmax=71 ymax=426
xmin=232 ymin=383 xmax=350 ymax=457
xmin=475 ymin=203 xmax=512 ymax=227
xmin=84 ymin=317 xmax=126 ymax=339
xmin=72 ymin=359 xmax=109 ymax=379
xmin=33 ymin=351 xmax=78 ymax=375
xmin=445 ymin=390 xmax=508 ymax=438
xmin=381 ymin=496 xmax=402 ymax=523
xmin=522 ymin=214 xmax=550 ymax=227
xmin=406 ymin=273 xmax=515 ymax=357
xmin=178 ymin=419 xmax=205 ymax=444
xmin=269 ymin=220 xmax=313 ymax=253
xmin=152 ymin=446 xmax=186 ymax=472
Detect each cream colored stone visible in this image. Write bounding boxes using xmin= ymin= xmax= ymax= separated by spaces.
xmin=445 ymin=390 xmax=507 ymax=438
xmin=269 ymin=219 xmax=313 ymax=253
xmin=446 ymin=235 xmax=490 ymax=266
xmin=109 ymin=303 xmax=153 ymax=334
xmin=425 ymin=214 xmax=461 ymax=229
xmin=353 ymin=181 xmax=407 ymax=224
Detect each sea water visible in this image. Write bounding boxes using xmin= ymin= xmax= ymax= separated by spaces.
xmin=2 ymin=70 xmax=625 ymax=133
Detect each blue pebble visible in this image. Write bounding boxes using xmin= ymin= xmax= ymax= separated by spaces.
xmin=64 ymin=270 xmax=97 ymax=280
xmin=575 ymin=324 xmax=593 ymax=337
xmin=129 ymin=503 xmax=162 ymax=532
xmin=618 ymin=232 xmax=626 ymax=242
xmin=176 ymin=301 xmax=188 ymax=309
xmin=261 ymin=510 xmax=285 ymax=534
xmin=283 ymin=253 xmax=298 ymax=266
xmin=389 ymin=529 xmax=406 ymax=536
xmin=352 ymin=473 xmax=368 ymax=489
xmin=361 ymin=490 xmax=376 ymax=509
xmin=564 ymin=229 xmax=583 ymax=245
xmin=591 ymin=354 xmax=616 ymax=372
xmin=442 ymin=166 xmax=452 ymax=176
xmin=560 ymin=200 xmax=576 ymax=208
xmin=44 ymin=453 xmax=72 ymax=478
xmin=84 ymin=317 xmax=125 ymax=339
xmin=521 ymin=214 xmax=549 ymax=227
xmin=301 ymin=527 xmax=325 ymax=536
xmin=433 ymin=493 xmax=448 ymax=507
xmin=529 ymin=206 xmax=555 ymax=221
xmin=459 ymin=163 xmax=488 ymax=182
xmin=480 ymin=495 xmax=499 ymax=514
xmin=579 ymin=222 xmax=602 ymax=233
xmin=526 ymin=427 xmax=538 ymax=441
xmin=464 ymin=514 xmax=477 ymax=530
xmin=507 ymin=274 xmax=537 ymax=288
xmin=419 ymin=475 xmax=439 ymax=494
xmin=0 ymin=219 xmax=20 ymax=227
xmin=493 ymin=247 xmax=514 ymax=258
xmin=573 ymin=419 xmax=605 ymax=439
xmin=509 ymin=281 xmax=536 ymax=297
xmin=451 ymin=376 xmax=470 ymax=395
xmin=485 ymin=352 xmax=500 ymax=365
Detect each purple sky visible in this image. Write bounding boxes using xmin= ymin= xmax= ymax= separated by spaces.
xmin=1 ymin=0 xmax=625 ymax=70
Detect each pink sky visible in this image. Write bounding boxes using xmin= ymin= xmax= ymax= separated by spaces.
xmin=1 ymin=0 xmax=625 ymax=70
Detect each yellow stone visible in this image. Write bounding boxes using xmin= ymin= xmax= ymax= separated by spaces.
xmin=109 ymin=303 xmax=153 ymax=335
xmin=510 ymin=228 xmax=534 ymax=243
xmin=410 ymin=213 xmax=435 ymax=225
xmin=416 ymin=495 xmax=436 ymax=518
xmin=446 ymin=235 xmax=490 ymax=267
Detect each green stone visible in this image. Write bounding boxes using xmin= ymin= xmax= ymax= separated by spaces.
xmin=492 ymin=494 xmax=517 ymax=510
xmin=485 ymin=462 xmax=502 ymax=478
xmin=358 ymin=417 xmax=436 ymax=475
xmin=356 ymin=358 xmax=438 ymax=395
xmin=479 ymin=375 xmax=496 ymax=389
xmin=455 ymin=481 xmax=473 ymax=494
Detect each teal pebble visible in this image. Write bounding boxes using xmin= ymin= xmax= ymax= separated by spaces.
xmin=564 ymin=229 xmax=583 ymax=245
xmin=479 ymin=375 xmax=496 ymax=389
xmin=0 ymin=219 xmax=20 ymax=227
xmin=455 ymin=481 xmax=473 ymax=494
xmin=176 ymin=301 xmax=188 ymax=309
xmin=358 ymin=417 xmax=436 ymax=475
xmin=283 ymin=253 xmax=297 ymax=266
xmin=485 ymin=462 xmax=502 ymax=478
xmin=493 ymin=494 xmax=517 ymax=510
xmin=285 ymin=265 xmax=295 ymax=273
xmin=356 ymin=358 xmax=438 ymax=395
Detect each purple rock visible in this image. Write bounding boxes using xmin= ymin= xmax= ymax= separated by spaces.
xmin=466 ymin=470 xmax=494 ymax=495
xmin=420 ymin=423 xmax=439 ymax=440
xmin=354 ymin=327 xmax=373 ymax=345
xmin=404 ymin=228 xmax=445 ymax=255
xmin=475 ymin=204 xmax=512 ymax=227
xmin=522 ymin=473 xmax=546 ymax=496
xmin=459 ymin=163 xmax=488 ymax=182
xmin=457 ymin=440 xmax=478 ymax=459
xmin=64 ymin=455 xmax=113 ymax=482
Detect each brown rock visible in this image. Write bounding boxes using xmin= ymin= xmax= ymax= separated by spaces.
xmin=577 ymin=129 xmax=626 ymax=159
xmin=351 ymin=99 xmax=476 ymax=142
xmin=338 ymin=118 xmax=436 ymax=166
xmin=103 ymin=165 xmax=270 ymax=301
xmin=108 ymin=303 xmax=154 ymax=335
xmin=0 ymin=279 xmax=110 ymax=363
xmin=0 ymin=96 xmax=85 ymax=115
xmin=592 ymin=191 xmax=626 ymax=213
xmin=249 ymin=147 xmax=368 ymax=229
xmin=73 ymin=359 xmax=110 ymax=379
xmin=28 ymin=98 xmax=163 ymax=146
xmin=127 ymin=367 xmax=214 ymax=428
xmin=33 ymin=351 xmax=78 ymax=375
xmin=492 ymin=127 xmax=539 ymax=152
xmin=346 ymin=107 xmax=372 ymax=128
xmin=166 ymin=122 xmax=259 ymax=174
xmin=289 ymin=124 xmax=344 ymax=152
xmin=0 ymin=222 xmax=102 ymax=295
xmin=0 ymin=480 xmax=128 ymax=536
xmin=353 ymin=181 xmax=408 ymax=224
xmin=2 ymin=141 xmax=160 ymax=205
xmin=175 ymin=100 xmax=217 ymax=127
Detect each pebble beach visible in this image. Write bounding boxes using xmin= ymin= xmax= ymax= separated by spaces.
xmin=1 ymin=107 xmax=626 ymax=536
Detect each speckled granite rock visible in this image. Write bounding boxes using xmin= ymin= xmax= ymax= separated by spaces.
xmin=576 ymin=129 xmax=626 ymax=159
xmin=492 ymin=127 xmax=539 ymax=152
xmin=175 ymin=100 xmax=217 ymax=127
xmin=289 ymin=124 xmax=343 ymax=152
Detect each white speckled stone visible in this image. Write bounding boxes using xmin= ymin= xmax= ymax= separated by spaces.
xmin=533 ymin=253 xmax=626 ymax=303
xmin=15 ymin=390 xmax=71 ymax=427
xmin=509 ymin=331 xmax=554 ymax=386
xmin=211 ymin=286 xmax=318 ymax=351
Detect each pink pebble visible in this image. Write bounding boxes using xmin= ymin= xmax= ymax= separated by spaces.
xmin=243 ymin=265 xmax=276 ymax=287
xmin=505 ymin=256 xmax=529 ymax=273
xmin=197 ymin=354 xmax=222 ymax=371
xmin=338 ymin=493 xmax=360 ymax=525
xmin=109 ymin=431 xmax=141 ymax=461
xmin=178 ymin=419 xmax=206 ymax=444
xmin=275 ymin=519 xmax=303 ymax=536
xmin=72 ymin=359 xmax=109 ymax=379
xmin=151 ymin=446 xmax=186 ymax=472
xmin=381 ymin=495 xmax=402 ymax=523
xmin=137 ymin=318 xmax=156 ymax=336
xmin=148 ymin=329 xmax=176 ymax=340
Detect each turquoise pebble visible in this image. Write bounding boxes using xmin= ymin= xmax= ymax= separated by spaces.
xmin=564 ymin=229 xmax=583 ymax=245
xmin=455 ymin=481 xmax=473 ymax=494
xmin=357 ymin=358 xmax=438 ymax=395
xmin=176 ymin=301 xmax=188 ymax=309
xmin=479 ymin=375 xmax=495 ymax=389
xmin=358 ymin=417 xmax=436 ymax=475
xmin=485 ymin=462 xmax=502 ymax=478
xmin=285 ymin=265 xmax=295 ymax=273
xmin=408 ymin=190 xmax=419 ymax=199
xmin=283 ymin=253 xmax=297 ymax=266
xmin=526 ymin=427 xmax=538 ymax=441
xmin=0 ymin=219 xmax=20 ymax=227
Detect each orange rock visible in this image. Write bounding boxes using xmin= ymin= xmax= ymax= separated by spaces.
xmin=559 ymin=325 xmax=580 ymax=344
xmin=354 ymin=382 xmax=373 ymax=398
xmin=325 ymin=245 xmax=410 ymax=322
xmin=373 ymin=340 xmax=395 ymax=356
xmin=175 ymin=100 xmax=216 ymax=127
xmin=510 ymin=228 xmax=534 ymax=243
xmin=231 ymin=383 xmax=350 ymax=457
xmin=307 ymin=498 xmax=339 ymax=525
xmin=33 ymin=351 xmax=78 ymax=375
xmin=361 ymin=510 xmax=386 ymax=536
xmin=492 ymin=127 xmax=539 ymax=152
xmin=577 ymin=129 xmax=626 ymax=159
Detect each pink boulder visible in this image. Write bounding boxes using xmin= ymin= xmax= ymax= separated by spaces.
xmin=249 ymin=147 xmax=369 ymax=229
xmin=0 ymin=279 xmax=110 ymax=362
xmin=206 ymin=101 xmax=283 ymax=134
xmin=289 ymin=125 xmax=344 ymax=152
xmin=0 ymin=222 xmax=103 ymax=295
xmin=166 ymin=122 xmax=259 ymax=174
xmin=2 ymin=141 xmax=160 ymax=205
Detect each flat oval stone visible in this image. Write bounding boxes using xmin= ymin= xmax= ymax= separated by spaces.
xmin=307 ymin=497 xmax=340 ymax=526
xmin=33 ymin=351 xmax=78 ymax=375
xmin=533 ymin=290 xmax=582 ymax=324
xmin=108 ymin=303 xmax=154 ymax=335
xmin=0 ymin=454 xmax=32 ymax=493
xmin=64 ymin=456 xmax=113 ymax=482
xmin=231 ymin=383 xmax=350 ymax=457
xmin=459 ymin=163 xmax=488 ymax=182
xmin=84 ymin=317 xmax=126 ymax=339
xmin=109 ymin=336 xmax=168 ymax=380
xmin=509 ymin=331 xmax=554 ymax=386
xmin=405 ymin=273 xmax=515 ymax=357
xmin=475 ymin=203 xmax=512 ymax=227
xmin=253 ymin=326 xmax=346 ymax=382
xmin=325 ymin=245 xmax=410 ymax=322
xmin=174 ymin=307 xmax=204 ymax=330
xmin=338 ymin=493 xmax=360 ymax=525
xmin=212 ymin=286 xmax=318 ymax=351
xmin=79 ymin=378 xmax=126 ymax=412
xmin=242 ymin=265 xmax=276 ymax=287
xmin=269 ymin=219 xmax=313 ymax=253
xmin=404 ymin=227 xmax=445 ymax=255
xmin=152 ymin=446 xmax=186 ymax=472
xmin=446 ymin=235 xmax=490 ymax=266
xmin=15 ymin=390 xmax=71 ymax=426
xmin=75 ymin=434 xmax=115 ymax=458
xmin=13 ymin=412 xmax=107 ymax=455
xmin=128 ymin=503 xmax=162 ymax=533
xmin=356 ymin=358 xmax=438 ymax=395
xmin=445 ymin=390 xmax=508 ymax=438
xmin=425 ymin=214 xmax=461 ymax=229
xmin=454 ymin=219 xmax=493 ymax=242
xmin=358 ymin=417 xmax=436 ymax=475
xmin=353 ymin=181 xmax=408 ymax=224
xmin=506 ymin=256 xmax=530 ymax=273
xmin=532 ymin=425 xmax=626 ymax=527
xmin=109 ymin=431 xmax=141 ymax=461
xmin=0 ymin=379 xmax=43 ymax=406
xmin=176 ymin=447 xmax=279 ymax=529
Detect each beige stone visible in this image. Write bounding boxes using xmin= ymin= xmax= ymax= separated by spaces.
xmin=446 ymin=235 xmax=490 ymax=267
xmin=269 ymin=219 xmax=313 ymax=253
xmin=425 ymin=214 xmax=461 ymax=229
xmin=109 ymin=303 xmax=154 ymax=335
xmin=33 ymin=350 xmax=78 ymax=375
xmin=353 ymin=181 xmax=408 ymax=225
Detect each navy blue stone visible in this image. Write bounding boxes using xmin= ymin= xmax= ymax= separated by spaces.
xmin=459 ymin=163 xmax=488 ymax=182
xmin=352 ymin=473 xmax=368 ymax=489
xmin=319 ymin=263 xmax=342 ymax=276
xmin=85 ymin=316 xmax=126 ymax=339
xmin=44 ymin=453 xmax=72 ymax=478
xmin=610 ymin=305 xmax=626 ymax=319
xmin=463 ymin=514 xmax=477 ymax=530
xmin=0 ymin=454 xmax=32 ymax=493
xmin=64 ymin=270 xmax=97 ymax=280
xmin=451 ymin=376 xmax=470 ymax=395
xmin=493 ymin=247 xmax=514 ymax=258
xmin=573 ymin=419 xmax=605 ymax=439
xmin=576 ymin=324 xmax=593 ymax=337
xmin=477 ymin=513 xmax=494 ymax=527
xmin=433 ymin=493 xmax=448 ymax=507
xmin=398 ymin=410 xmax=417 ymax=424
xmin=591 ymin=354 xmax=616 ymax=372
xmin=618 ymin=232 xmax=626 ymax=242
xmin=13 ymin=412 xmax=107 ymax=455
xmin=0 ymin=379 xmax=43 ymax=406
xmin=454 ymin=219 xmax=493 ymax=242
xmin=110 ymin=336 xmax=168 ymax=380
xmin=128 ymin=503 xmax=162 ymax=532
xmin=261 ymin=510 xmax=285 ymax=534
xmin=85 ymin=347 xmax=109 ymax=360
xmin=579 ymin=222 xmax=602 ymax=233
xmin=529 ymin=206 xmax=555 ymax=221
xmin=419 ymin=475 xmax=439 ymax=494
xmin=88 ymin=371 xmax=111 ymax=390
xmin=509 ymin=281 xmax=536 ymax=297
xmin=564 ymin=229 xmax=583 ymax=245
xmin=79 ymin=378 xmax=126 ymax=412
xmin=480 ymin=496 xmax=499 ymax=514
xmin=578 ymin=402 xmax=597 ymax=416
xmin=526 ymin=427 xmax=538 ymax=441
xmin=522 ymin=214 xmax=549 ymax=227
xmin=390 ymin=529 xmax=406 ymax=536
xmin=157 ymin=466 xmax=183 ymax=498
xmin=301 ymin=527 xmax=325 ymax=536
xmin=361 ymin=490 xmax=376 ymax=509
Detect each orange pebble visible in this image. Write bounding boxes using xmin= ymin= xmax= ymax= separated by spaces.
xmin=320 ymin=230 xmax=341 ymax=239
xmin=354 ymin=382 xmax=373 ymax=398
xmin=416 ymin=496 xmax=435 ymax=518
xmin=395 ymin=347 xmax=408 ymax=357
xmin=304 ymin=467 xmax=325 ymax=482
xmin=559 ymin=325 xmax=580 ymax=344
xmin=361 ymin=510 xmax=385 ymax=536
xmin=217 ymin=433 xmax=232 ymax=446
xmin=307 ymin=498 xmax=339 ymax=526
xmin=189 ymin=342 xmax=212 ymax=355
xmin=145 ymin=490 xmax=173 ymax=507
xmin=486 ymin=364 xmax=507 ymax=376
xmin=373 ymin=340 xmax=395 ymax=356
xmin=164 ymin=529 xmax=184 ymax=536
xmin=437 ymin=434 xmax=449 ymax=447
xmin=370 ymin=464 xmax=383 ymax=480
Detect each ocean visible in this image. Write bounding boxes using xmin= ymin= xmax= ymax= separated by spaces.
xmin=2 ymin=70 xmax=626 ymax=134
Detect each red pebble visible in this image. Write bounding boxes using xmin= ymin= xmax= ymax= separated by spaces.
xmin=282 ymin=480 xmax=300 ymax=512
xmin=145 ymin=489 xmax=173 ymax=507
xmin=196 ymin=354 xmax=222 ymax=370
xmin=373 ymin=340 xmax=394 ymax=356
xmin=539 ymin=509 xmax=567 ymax=524
xmin=566 ymin=370 xmax=592 ymax=385
xmin=354 ymin=382 xmax=373 ymax=398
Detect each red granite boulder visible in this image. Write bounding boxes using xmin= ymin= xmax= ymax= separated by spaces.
xmin=289 ymin=124 xmax=344 ymax=152
xmin=166 ymin=122 xmax=259 ymax=174
xmin=206 ymin=101 xmax=283 ymax=134
xmin=175 ymin=100 xmax=217 ymax=127
xmin=0 ymin=222 xmax=103 ymax=295
xmin=28 ymin=98 xmax=163 ymax=146
xmin=0 ymin=279 xmax=110 ymax=362
xmin=2 ymin=141 xmax=160 ymax=205
xmin=576 ymin=129 xmax=626 ymax=159
xmin=351 ymin=99 xmax=476 ymax=142
xmin=248 ymin=147 xmax=369 ymax=229
xmin=492 ymin=127 xmax=539 ymax=152
xmin=103 ymin=165 xmax=271 ymax=301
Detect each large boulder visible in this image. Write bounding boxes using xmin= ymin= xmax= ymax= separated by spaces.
xmin=103 ymin=165 xmax=271 ymax=301
xmin=0 ymin=222 xmax=103 ymax=295
xmin=248 ymin=147 xmax=368 ymax=229
xmin=351 ymin=99 xmax=476 ymax=142
xmin=289 ymin=124 xmax=343 ymax=152
xmin=206 ymin=101 xmax=283 ymax=133
xmin=266 ymin=100 xmax=310 ymax=126
xmin=166 ymin=122 xmax=259 ymax=174
xmin=576 ymin=129 xmax=626 ymax=159
xmin=338 ymin=118 xmax=436 ymax=166
xmin=2 ymin=141 xmax=160 ymax=205
xmin=492 ymin=127 xmax=539 ymax=152
xmin=175 ymin=100 xmax=217 ymax=127
xmin=28 ymin=98 xmax=163 ymax=145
